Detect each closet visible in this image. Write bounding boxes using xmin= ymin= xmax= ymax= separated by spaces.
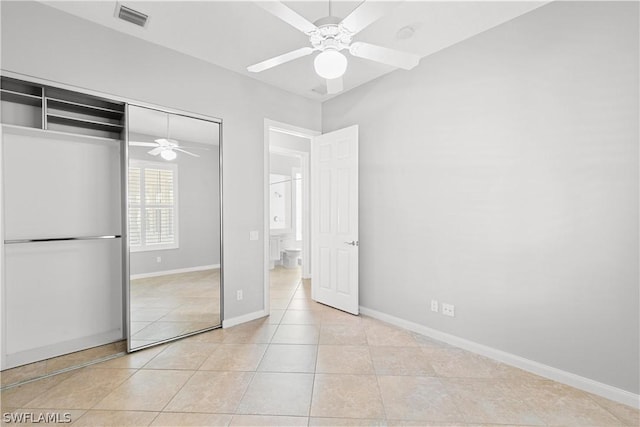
xmin=1 ymin=76 xmax=125 ymax=369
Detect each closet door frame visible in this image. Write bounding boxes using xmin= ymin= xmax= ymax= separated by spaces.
xmin=124 ymin=103 xmax=224 ymax=353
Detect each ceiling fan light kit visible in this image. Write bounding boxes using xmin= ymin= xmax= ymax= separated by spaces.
xmin=160 ymin=149 xmax=177 ymax=161
xmin=314 ymin=50 xmax=348 ymax=79
xmin=248 ymin=1 xmax=421 ymax=94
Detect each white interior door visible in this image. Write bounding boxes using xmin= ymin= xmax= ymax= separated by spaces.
xmin=311 ymin=125 xmax=359 ymax=314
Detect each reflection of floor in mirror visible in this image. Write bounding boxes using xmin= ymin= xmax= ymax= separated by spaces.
xmin=130 ymin=269 xmax=221 ymax=349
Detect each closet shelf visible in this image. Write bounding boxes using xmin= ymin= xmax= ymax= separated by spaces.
xmin=47 ymin=113 xmax=125 ymax=132
xmin=1 ymin=89 xmax=42 ymax=106
xmin=2 ymin=76 xmax=126 ymax=139
xmin=2 ymin=123 xmax=122 ymax=144
xmin=46 ymin=97 xmax=124 ymax=117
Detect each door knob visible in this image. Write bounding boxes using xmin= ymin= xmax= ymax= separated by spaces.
xmin=344 ymin=240 xmax=359 ymax=246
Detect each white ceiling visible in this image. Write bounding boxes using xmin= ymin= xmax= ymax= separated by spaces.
xmin=43 ymin=1 xmax=547 ymax=101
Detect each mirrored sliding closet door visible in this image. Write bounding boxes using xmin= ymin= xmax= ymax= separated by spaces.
xmin=127 ymin=105 xmax=222 ymax=351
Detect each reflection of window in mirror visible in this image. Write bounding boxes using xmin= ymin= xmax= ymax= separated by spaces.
xmin=270 ymin=173 xmax=291 ymax=231
xmin=129 ymin=159 xmax=179 ymax=252
xmin=294 ymin=169 xmax=302 ymax=241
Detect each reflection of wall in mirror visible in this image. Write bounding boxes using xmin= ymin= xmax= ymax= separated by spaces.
xmin=129 ymin=133 xmax=220 ymax=275
xmin=270 ymin=152 xmax=301 ymax=234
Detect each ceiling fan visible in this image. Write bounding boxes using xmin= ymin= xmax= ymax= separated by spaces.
xmin=130 ymin=138 xmax=201 ymax=161
xmin=247 ymin=1 xmax=421 ymax=94
xmin=129 ymin=115 xmax=202 ymax=161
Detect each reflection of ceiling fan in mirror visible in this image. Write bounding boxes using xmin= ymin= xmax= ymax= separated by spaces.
xmin=129 ymin=114 xmax=203 ymax=161
xmin=247 ymin=0 xmax=421 ymax=94
xmin=129 ymin=138 xmax=201 ymax=161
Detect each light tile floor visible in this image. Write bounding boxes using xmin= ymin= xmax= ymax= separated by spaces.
xmin=1 ymin=267 xmax=638 ymax=426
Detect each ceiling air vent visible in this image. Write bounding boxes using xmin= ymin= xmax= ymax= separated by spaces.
xmin=116 ymin=3 xmax=149 ymax=28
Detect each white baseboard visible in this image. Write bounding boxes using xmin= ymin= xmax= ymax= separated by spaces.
xmin=359 ymin=306 xmax=640 ymax=409
xmin=222 ymin=310 xmax=267 ymax=329
xmin=131 ymin=264 xmax=219 ymax=280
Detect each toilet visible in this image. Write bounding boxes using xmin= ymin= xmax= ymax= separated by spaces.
xmin=283 ymin=248 xmax=302 ymax=269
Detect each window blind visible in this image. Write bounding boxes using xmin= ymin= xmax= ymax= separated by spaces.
xmin=128 ymin=167 xmax=142 ymax=246
xmin=129 ymin=162 xmax=178 ymax=251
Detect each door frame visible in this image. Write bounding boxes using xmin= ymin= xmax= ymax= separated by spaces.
xmin=263 ymin=119 xmax=319 ymax=314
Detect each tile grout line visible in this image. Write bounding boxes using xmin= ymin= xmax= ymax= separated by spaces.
xmin=144 ymin=339 xmax=220 ymax=425
xmin=367 ymin=338 xmax=388 ymax=423
xmin=64 ymin=365 xmax=139 ymax=423
xmin=291 ymin=276 xmax=318 ymax=424
xmin=230 ymin=269 xmax=302 ymax=420
xmin=583 ymin=390 xmax=634 ymax=426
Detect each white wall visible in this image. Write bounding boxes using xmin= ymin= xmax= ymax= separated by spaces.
xmin=0 ymin=1 xmax=321 ymax=320
xmin=270 ymin=131 xmax=311 ymax=153
xmin=270 ymin=152 xmax=301 ymax=176
xmin=323 ymin=1 xmax=639 ymax=394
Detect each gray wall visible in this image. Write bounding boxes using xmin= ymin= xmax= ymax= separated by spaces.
xmin=1 ymin=1 xmax=321 ymax=320
xmin=323 ymin=1 xmax=639 ymax=394
xmin=129 ymin=138 xmax=220 ymax=275
xmin=270 ymin=152 xmax=301 ymax=176
xmin=270 ymin=131 xmax=311 ymax=153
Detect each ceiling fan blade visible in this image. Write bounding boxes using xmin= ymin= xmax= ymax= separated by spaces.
xmin=255 ymin=1 xmax=318 ymax=34
xmin=154 ymin=138 xmax=178 ymax=146
xmin=129 ymin=141 xmax=159 ymax=147
xmin=248 ymin=47 xmax=314 ymax=73
xmin=326 ymin=76 xmax=343 ymax=94
xmin=175 ymin=145 xmax=211 ymax=151
xmin=148 ymin=147 xmax=163 ymax=156
xmin=340 ymin=1 xmax=401 ymax=35
xmin=174 ymin=147 xmax=200 ymax=158
xmin=349 ymin=42 xmax=420 ymax=70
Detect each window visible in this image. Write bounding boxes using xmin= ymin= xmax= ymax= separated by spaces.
xmin=129 ymin=160 xmax=178 ymax=252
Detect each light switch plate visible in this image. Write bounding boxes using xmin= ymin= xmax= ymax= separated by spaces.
xmin=249 ymin=230 xmax=259 ymax=241
xmin=431 ymin=300 xmax=439 ymax=312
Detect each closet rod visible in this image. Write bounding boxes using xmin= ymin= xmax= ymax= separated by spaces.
xmin=4 ymin=235 xmax=121 ymax=244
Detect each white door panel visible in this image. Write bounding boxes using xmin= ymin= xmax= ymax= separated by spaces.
xmin=1 ymin=127 xmax=122 ymax=369
xmin=311 ymin=125 xmax=358 ymax=314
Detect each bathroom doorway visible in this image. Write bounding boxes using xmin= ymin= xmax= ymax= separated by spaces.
xmin=263 ymin=120 xmax=319 ymax=313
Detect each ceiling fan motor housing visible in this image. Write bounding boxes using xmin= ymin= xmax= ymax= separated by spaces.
xmin=310 ymin=16 xmax=353 ymax=52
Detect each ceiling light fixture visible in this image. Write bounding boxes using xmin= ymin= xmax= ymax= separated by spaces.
xmin=314 ymin=50 xmax=348 ymax=79
xmin=248 ymin=1 xmax=421 ymax=95
xmin=160 ymin=149 xmax=177 ymax=161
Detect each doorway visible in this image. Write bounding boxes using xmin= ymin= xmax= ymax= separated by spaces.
xmin=263 ymin=120 xmax=319 ymax=314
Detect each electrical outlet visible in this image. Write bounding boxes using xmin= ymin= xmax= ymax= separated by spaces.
xmin=156 ymin=256 xmax=161 ymax=263
xmin=442 ymin=303 xmax=455 ymax=317
xmin=236 ymin=290 xmax=243 ymax=301
xmin=431 ymin=300 xmax=439 ymax=312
